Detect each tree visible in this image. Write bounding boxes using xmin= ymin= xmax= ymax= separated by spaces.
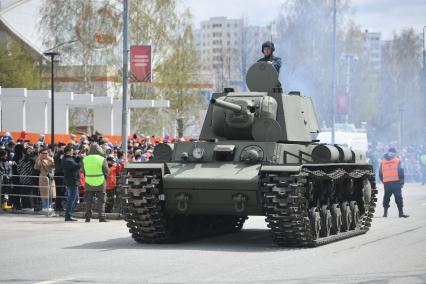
xmin=40 ymin=0 xmax=122 ymax=131
xmin=374 ymin=29 xmax=423 ymax=144
xmin=0 ymin=39 xmax=40 ymax=89
xmin=40 ymin=0 xmax=120 ymax=93
xmin=274 ymin=0 xmax=353 ymax=125
xmin=39 ymin=0 xmax=202 ymax=137
xmin=339 ymin=24 xmax=379 ymax=128
xmin=155 ymin=9 xmax=203 ymax=138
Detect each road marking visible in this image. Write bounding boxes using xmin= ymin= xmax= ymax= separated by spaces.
xmin=36 ymin=278 xmax=74 ymax=284
xmin=422 ymin=203 xmax=426 ymax=206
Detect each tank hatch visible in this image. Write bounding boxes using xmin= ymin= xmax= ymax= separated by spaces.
xmin=246 ymin=62 xmax=279 ymax=92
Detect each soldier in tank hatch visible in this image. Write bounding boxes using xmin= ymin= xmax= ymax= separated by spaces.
xmin=257 ymin=41 xmax=282 ymax=75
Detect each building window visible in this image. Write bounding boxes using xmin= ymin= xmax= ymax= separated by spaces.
xmin=212 ymin=40 xmax=222 ymax=45
xmin=212 ymin=32 xmax=222 ymax=37
xmin=212 ymin=24 xmax=222 ymax=28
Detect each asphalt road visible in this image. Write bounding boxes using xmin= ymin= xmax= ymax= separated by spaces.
xmin=1 ymin=183 xmax=426 ymax=284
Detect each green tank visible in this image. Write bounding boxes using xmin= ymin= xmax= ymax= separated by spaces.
xmin=120 ymin=62 xmax=377 ymax=247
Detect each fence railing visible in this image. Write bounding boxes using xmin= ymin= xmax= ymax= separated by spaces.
xmin=0 ymin=174 xmax=52 ymax=217
xmin=1 ymin=173 xmax=125 ymax=218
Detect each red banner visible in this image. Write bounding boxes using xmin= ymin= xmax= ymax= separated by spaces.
xmin=130 ymin=45 xmax=151 ymax=82
xmin=336 ymin=93 xmax=349 ymax=114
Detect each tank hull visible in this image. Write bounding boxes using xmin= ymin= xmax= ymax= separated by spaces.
xmin=121 ymin=156 xmax=376 ymax=247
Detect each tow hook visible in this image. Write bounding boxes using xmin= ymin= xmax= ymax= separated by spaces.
xmin=175 ymin=192 xmax=190 ymax=212
xmin=232 ymin=193 xmax=247 ymax=213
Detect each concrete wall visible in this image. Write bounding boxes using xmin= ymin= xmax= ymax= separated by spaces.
xmin=27 ymin=90 xmax=50 ymax=134
xmin=0 ymin=87 xmax=169 ymax=136
xmin=94 ymin=96 xmax=114 ymax=135
xmin=1 ymin=88 xmax=27 ymax=132
xmin=50 ymin=92 xmax=73 ymax=135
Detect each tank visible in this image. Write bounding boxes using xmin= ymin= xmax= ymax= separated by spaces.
xmin=120 ymin=62 xmax=377 ymax=247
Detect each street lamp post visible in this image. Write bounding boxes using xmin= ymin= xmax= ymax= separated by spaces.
xmin=43 ymin=52 xmax=60 ymax=146
xmin=331 ymin=0 xmax=337 ymax=144
xmin=423 ymin=26 xmax=426 ymax=136
xmin=121 ymin=0 xmax=129 ymax=160
xmin=399 ymin=106 xmax=404 ymax=147
xmin=340 ymin=53 xmax=358 ymax=123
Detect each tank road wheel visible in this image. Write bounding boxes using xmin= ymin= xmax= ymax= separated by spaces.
xmin=349 ymin=201 xmax=360 ymax=230
xmin=330 ymin=203 xmax=342 ymax=235
xmin=320 ymin=205 xmax=332 ymax=237
xmin=309 ymin=207 xmax=321 ymax=239
xmin=340 ymin=201 xmax=352 ymax=232
xmin=362 ymin=178 xmax=372 ymax=206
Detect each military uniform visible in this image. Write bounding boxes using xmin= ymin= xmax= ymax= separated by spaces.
xmin=257 ymin=41 xmax=282 ymax=86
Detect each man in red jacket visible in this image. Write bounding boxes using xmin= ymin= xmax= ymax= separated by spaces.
xmin=105 ymin=156 xmax=118 ymax=213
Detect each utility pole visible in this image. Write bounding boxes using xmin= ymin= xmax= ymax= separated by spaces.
xmin=121 ymin=0 xmax=129 ymax=160
xmin=423 ymin=26 xmax=426 ymax=143
xmin=331 ymin=0 xmax=337 ymax=144
xmin=340 ymin=53 xmax=358 ymax=123
xmin=43 ymin=52 xmax=60 ymax=146
xmin=399 ymin=107 xmax=404 ymax=147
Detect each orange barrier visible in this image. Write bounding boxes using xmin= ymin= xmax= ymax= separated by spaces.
xmin=0 ymin=132 xmax=122 ymax=144
xmin=0 ymin=132 xmax=192 ymax=145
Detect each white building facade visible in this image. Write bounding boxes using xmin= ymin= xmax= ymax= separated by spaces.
xmin=364 ymin=31 xmax=382 ymax=70
xmin=195 ymin=17 xmax=278 ymax=92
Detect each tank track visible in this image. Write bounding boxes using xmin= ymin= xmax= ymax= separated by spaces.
xmin=121 ymin=169 xmax=247 ymax=243
xmin=261 ymin=167 xmax=377 ymax=247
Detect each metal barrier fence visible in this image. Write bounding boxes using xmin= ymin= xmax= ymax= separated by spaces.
xmin=0 ymin=174 xmax=52 ymax=217
xmin=0 ymin=173 xmax=124 ymax=218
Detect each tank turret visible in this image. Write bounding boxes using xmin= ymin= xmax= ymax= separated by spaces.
xmin=200 ymin=62 xmax=320 ymax=142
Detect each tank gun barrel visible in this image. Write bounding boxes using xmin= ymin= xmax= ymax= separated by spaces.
xmin=210 ymin=98 xmax=242 ymax=113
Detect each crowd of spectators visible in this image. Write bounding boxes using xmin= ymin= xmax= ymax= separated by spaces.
xmin=367 ymin=142 xmax=426 ymax=184
xmin=0 ymin=130 xmax=179 ymax=214
xmin=2 ymin=130 xmax=425 ymax=214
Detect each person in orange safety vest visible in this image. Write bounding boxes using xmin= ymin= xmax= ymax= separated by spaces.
xmin=379 ymin=148 xmax=409 ymax=218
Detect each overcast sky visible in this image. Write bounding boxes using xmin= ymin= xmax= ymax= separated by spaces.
xmin=2 ymin=0 xmax=426 ymax=50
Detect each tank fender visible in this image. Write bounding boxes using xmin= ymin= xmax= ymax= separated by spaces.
xmin=124 ymin=162 xmax=168 ymax=176
xmin=260 ymin=165 xmax=302 ymax=173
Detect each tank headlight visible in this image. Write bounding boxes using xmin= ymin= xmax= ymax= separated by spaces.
xmin=192 ymin=147 xmax=205 ymax=160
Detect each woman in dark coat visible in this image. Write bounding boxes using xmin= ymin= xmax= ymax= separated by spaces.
xmin=17 ymin=146 xmax=38 ymax=210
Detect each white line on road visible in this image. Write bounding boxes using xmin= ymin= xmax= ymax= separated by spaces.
xmin=36 ymin=278 xmax=74 ymax=284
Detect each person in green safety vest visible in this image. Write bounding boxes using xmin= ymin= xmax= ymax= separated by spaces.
xmin=83 ymin=143 xmax=109 ymax=222
xmin=420 ymin=151 xmax=426 ymax=186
